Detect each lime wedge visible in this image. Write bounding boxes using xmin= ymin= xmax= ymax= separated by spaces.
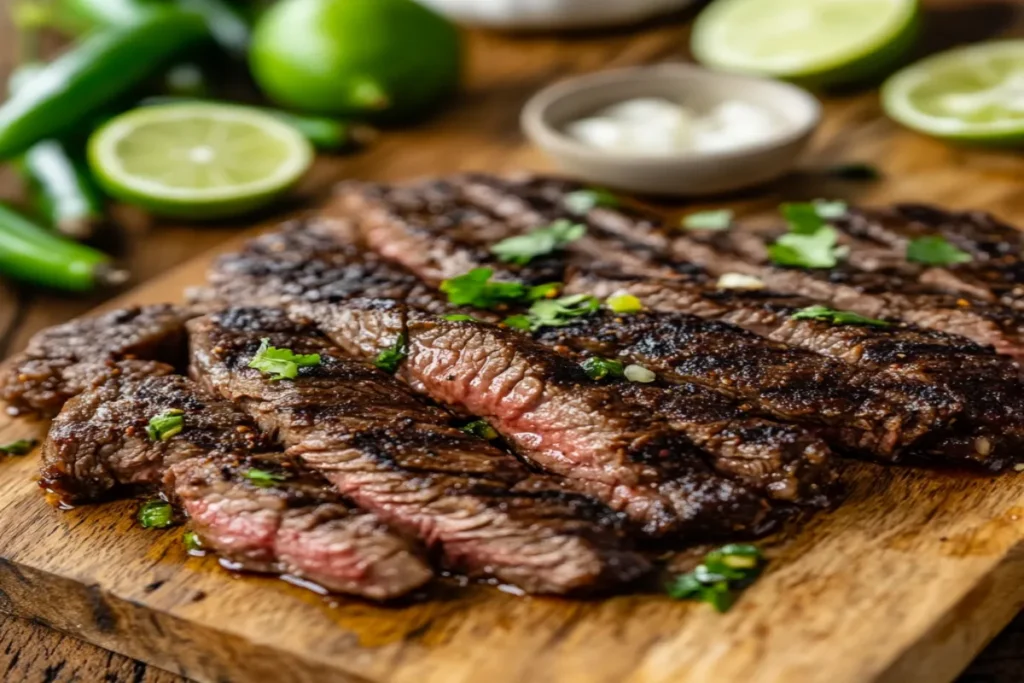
xmin=88 ymin=103 xmax=313 ymax=220
xmin=691 ymin=0 xmax=920 ymax=87
xmin=883 ymin=41 xmax=1024 ymax=143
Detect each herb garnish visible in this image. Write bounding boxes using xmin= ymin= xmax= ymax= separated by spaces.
xmin=146 ymin=409 xmax=184 ymax=442
xmin=581 ymin=356 xmax=625 ymax=381
xmin=183 ymin=530 xmax=202 ymax=553
xmin=666 ymin=543 xmax=764 ymax=612
xmin=244 ymin=468 xmax=288 ymax=488
xmin=564 ymin=188 xmax=619 ymax=215
xmin=606 ymin=292 xmax=644 ymax=314
xmin=442 ymin=314 xmax=486 ymax=323
xmin=767 ymin=203 xmax=847 ymax=269
xmin=440 ymin=268 xmax=559 ymax=309
xmin=248 ymin=338 xmax=321 ymax=381
xmin=812 ymin=199 xmax=848 ymax=220
xmin=906 ymin=236 xmax=972 ymax=266
xmin=138 ymin=499 xmax=174 ymax=529
xmin=682 ymin=209 xmax=734 ymax=231
xmin=0 ymin=438 xmax=37 ymax=455
xmin=462 ymin=420 xmax=499 ymax=440
xmin=374 ymin=334 xmax=408 ymax=374
xmin=791 ymin=305 xmax=891 ymax=327
xmin=827 ymin=162 xmax=881 ymax=181
xmin=504 ymin=293 xmax=601 ymax=332
xmin=490 ymin=219 xmax=585 ymax=266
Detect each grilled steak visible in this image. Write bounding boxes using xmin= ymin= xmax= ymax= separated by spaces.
xmin=189 ymin=307 xmax=649 ymax=594
xmin=307 ymin=300 xmax=790 ymax=537
xmin=1 ymin=305 xmax=194 ymax=417
xmin=43 ymin=369 xmax=432 ymax=599
xmin=568 ymin=272 xmax=1024 ymax=470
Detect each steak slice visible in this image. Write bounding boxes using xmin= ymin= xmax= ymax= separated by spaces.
xmin=568 ymin=271 xmax=1024 ymax=470
xmin=196 ymin=217 xmax=442 ymax=311
xmin=1 ymin=305 xmax=194 ymax=417
xmin=42 ymin=369 xmax=431 ymax=600
xmin=532 ymin=310 xmax=977 ymax=464
xmin=307 ymin=300 xmax=783 ymax=538
xmin=188 ymin=307 xmax=649 ymax=594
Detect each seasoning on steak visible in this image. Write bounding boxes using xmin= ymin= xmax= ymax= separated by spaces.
xmin=42 ymin=368 xmax=432 ymax=600
xmin=1 ymin=305 xmax=195 ymax=417
xmin=567 ymin=271 xmax=1024 ymax=470
xmin=305 ymin=300 xmax=792 ymax=538
xmin=188 ymin=307 xmax=650 ymax=594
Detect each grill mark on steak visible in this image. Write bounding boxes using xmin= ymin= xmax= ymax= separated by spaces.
xmin=188 ymin=307 xmax=649 ymax=594
xmin=568 ymin=272 xmax=1024 ymax=470
xmin=42 ymin=369 xmax=432 ymax=600
xmin=0 ymin=305 xmax=195 ymax=417
xmin=533 ymin=310 xmax=967 ymax=463
xmin=309 ymin=300 xmax=787 ymax=538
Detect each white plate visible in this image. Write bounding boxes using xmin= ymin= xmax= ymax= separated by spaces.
xmin=417 ymin=0 xmax=696 ymax=30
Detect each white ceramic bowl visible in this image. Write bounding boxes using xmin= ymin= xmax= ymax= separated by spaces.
xmin=521 ymin=64 xmax=822 ymax=197
xmin=417 ymin=0 xmax=695 ymax=30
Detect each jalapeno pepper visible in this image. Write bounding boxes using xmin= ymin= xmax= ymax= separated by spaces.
xmin=0 ymin=202 xmax=126 ymax=291
xmin=0 ymin=9 xmax=209 ymax=159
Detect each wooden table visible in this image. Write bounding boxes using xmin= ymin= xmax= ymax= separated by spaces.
xmin=2 ymin=0 xmax=1024 ymax=680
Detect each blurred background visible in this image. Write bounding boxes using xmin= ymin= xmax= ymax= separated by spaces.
xmin=2 ymin=0 xmax=1024 ymax=680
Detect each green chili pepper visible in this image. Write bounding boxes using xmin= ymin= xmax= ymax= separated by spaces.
xmin=0 ymin=9 xmax=209 ymax=159
xmin=140 ymin=96 xmax=377 ymax=152
xmin=0 ymin=202 xmax=126 ymax=291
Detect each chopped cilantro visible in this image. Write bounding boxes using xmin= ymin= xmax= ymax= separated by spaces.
xmin=441 ymin=268 xmax=529 ymax=309
xmin=666 ymin=544 xmax=764 ymax=613
xmin=502 ymin=315 xmax=532 ymax=331
xmin=791 ymin=305 xmax=891 ymax=327
xmin=374 ymin=334 xmax=408 ymax=374
xmin=490 ymin=219 xmax=585 ymax=266
xmin=442 ymin=314 xmax=486 ymax=323
xmin=145 ymin=409 xmax=184 ymax=442
xmin=564 ymin=188 xmax=620 ymax=215
xmin=0 ymin=438 xmax=37 ymax=455
xmin=606 ymin=292 xmax=644 ymax=314
xmin=138 ymin=499 xmax=174 ymax=529
xmin=769 ymin=225 xmax=844 ymax=269
xmin=462 ymin=420 xmax=499 ymax=440
xmin=505 ymin=293 xmax=601 ymax=332
xmin=781 ymin=202 xmax=826 ymax=235
xmin=244 ymin=468 xmax=288 ymax=488
xmin=682 ymin=209 xmax=734 ymax=231
xmin=580 ymin=356 xmax=625 ymax=381
xmin=247 ymin=338 xmax=321 ymax=381
xmin=906 ymin=236 xmax=972 ymax=266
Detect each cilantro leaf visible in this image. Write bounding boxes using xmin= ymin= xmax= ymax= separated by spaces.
xmin=146 ymin=409 xmax=184 ymax=442
xmin=440 ymin=268 xmax=527 ymax=308
xmin=442 ymin=314 xmax=486 ymax=323
xmin=781 ymin=202 xmax=826 ymax=235
xmin=769 ymin=225 xmax=844 ymax=269
xmin=682 ymin=209 xmax=734 ymax=231
xmin=248 ymin=338 xmax=321 ymax=381
xmin=462 ymin=419 xmax=499 ymax=440
xmin=518 ymin=294 xmax=601 ymax=332
xmin=666 ymin=544 xmax=764 ymax=613
xmin=138 ymin=499 xmax=174 ymax=529
xmin=502 ymin=315 xmax=532 ymax=331
xmin=0 ymin=438 xmax=37 ymax=455
xmin=564 ymin=188 xmax=619 ymax=215
xmin=580 ymin=356 xmax=624 ymax=381
xmin=244 ymin=468 xmax=288 ymax=488
xmin=490 ymin=219 xmax=586 ymax=266
xmin=906 ymin=236 xmax=972 ymax=266
xmin=791 ymin=305 xmax=891 ymax=327
xmin=374 ymin=334 xmax=408 ymax=374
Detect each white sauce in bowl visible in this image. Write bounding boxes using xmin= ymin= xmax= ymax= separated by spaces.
xmin=564 ymin=97 xmax=784 ymax=156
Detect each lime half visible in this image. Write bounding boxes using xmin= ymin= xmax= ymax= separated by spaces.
xmin=88 ymin=103 xmax=313 ymax=220
xmin=883 ymin=41 xmax=1024 ymax=143
xmin=692 ymin=0 xmax=919 ymax=87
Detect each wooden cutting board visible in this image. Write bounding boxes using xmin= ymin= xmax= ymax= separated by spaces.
xmin=4 ymin=4 xmax=1024 ymax=682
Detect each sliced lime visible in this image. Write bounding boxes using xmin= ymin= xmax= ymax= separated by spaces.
xmin=883 ymin=41 xmax=1024 ymax=143
xmin=691 ymin=0 xmax=919 ymax=87
xmin=87 ymin=103 xmax=313 ymax=220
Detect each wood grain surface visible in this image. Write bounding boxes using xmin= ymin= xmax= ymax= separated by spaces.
xmin=3 ymin=1 xmax=1024 ymax=681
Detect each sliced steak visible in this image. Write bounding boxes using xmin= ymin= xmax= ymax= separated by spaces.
xmin=196 ymin=217 xmax=442 ymax=311
xmin=189 ymin=307 xmax=649 ymax=594
xmin=568 ymin=271 xmax=1024 ymax=470
xmin=1 ymin=305 xmax=194 ymax=417
xmin=307 ymin=300 xmax=784 ymax=538
xmin=42 ymin=370 xmax=431 ymax=600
